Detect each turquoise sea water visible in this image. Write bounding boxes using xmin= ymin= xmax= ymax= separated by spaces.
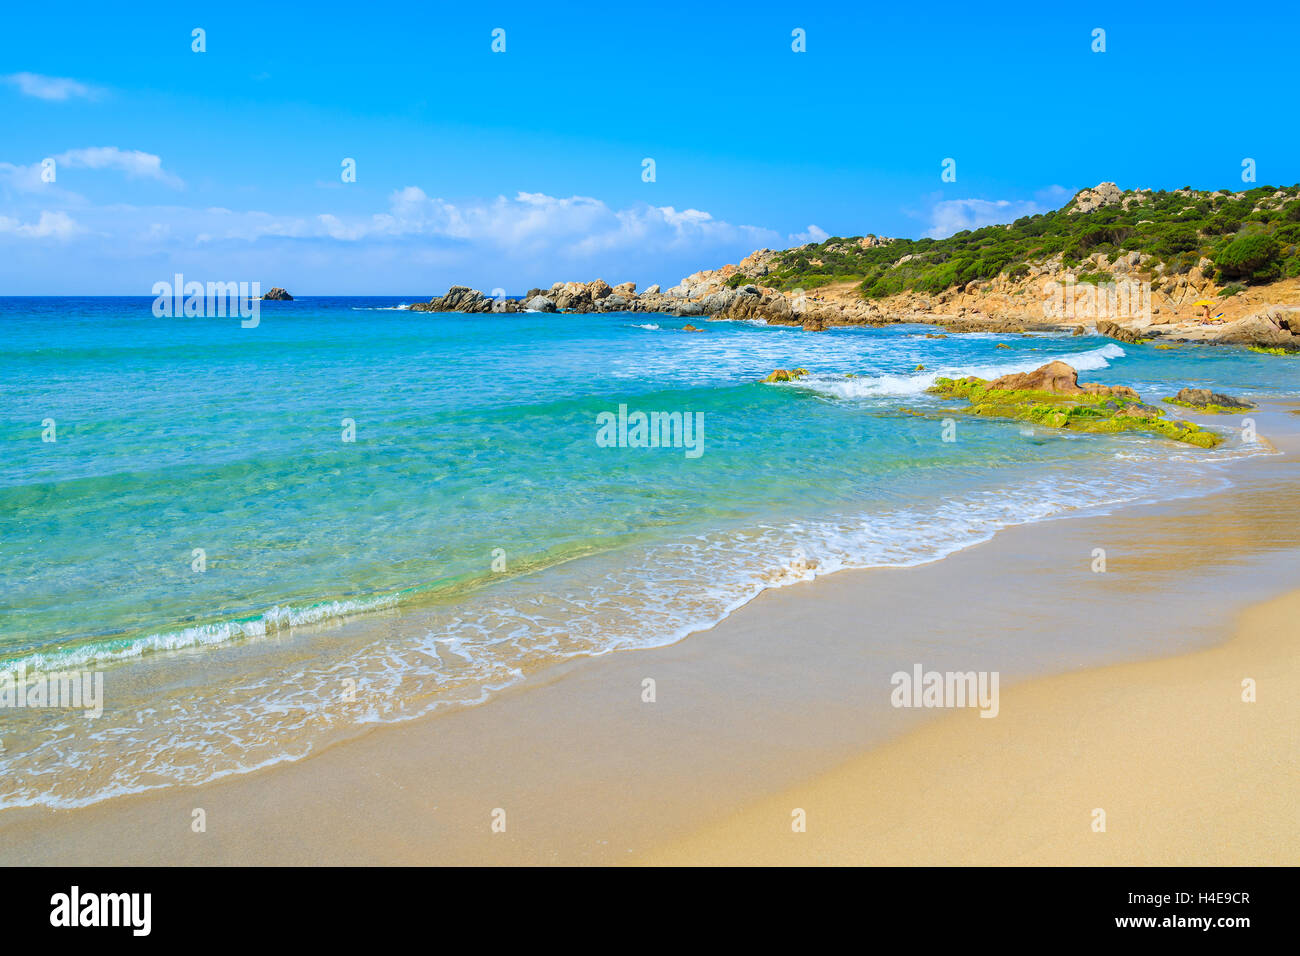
xmin=0 ymin=296 xmax=1295 ymax=807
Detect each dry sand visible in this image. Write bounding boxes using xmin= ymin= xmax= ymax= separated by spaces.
xmin=642 ymin=589 xmax=1300 ymax=865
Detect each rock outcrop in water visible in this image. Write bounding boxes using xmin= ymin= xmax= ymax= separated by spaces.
xmin=983 ymin=360 xmax=1140 ymax=400
xmin=1164 ymin=388 xmax=1256 ymax=413
xmin=408 ymin=278 xmax=825 ymax=327
xmin=408 ymin=286 xmax=504 ymax=313
xmin=262 ymin=287 xmax=293 ymax=300
xmin=1095 ymin=319 xmax=1146 ymax=344
xmin=929 ymin=361 xmax=1222 ymax=448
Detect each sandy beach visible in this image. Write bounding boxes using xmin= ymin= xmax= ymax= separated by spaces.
xmin=644 ymin=588 xmax=1300 ymax=865
xmin=0 ymin=404 xmax=1295 ymax=866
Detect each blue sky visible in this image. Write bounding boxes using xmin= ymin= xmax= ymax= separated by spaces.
xmin=2 ymin=0 xmax=1297 ymax=294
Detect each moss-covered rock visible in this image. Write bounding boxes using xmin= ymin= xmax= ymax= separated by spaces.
xmin=1162 ymin=388 xmax=1255 ymax=414
xmin=930 ymin=362 xmax=1222 ymax=448
xmin=1162 ymin=400 xmax=1246 ymax=415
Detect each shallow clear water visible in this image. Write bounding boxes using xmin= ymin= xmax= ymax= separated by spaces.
xmin=0 ymin=296 xmax=1294 ymax=807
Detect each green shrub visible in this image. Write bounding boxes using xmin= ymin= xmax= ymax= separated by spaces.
xmin=1073 ymin=271 xmax=1111 ymax=285
xmin=1274 ymin=223 xmax=1300 ymax=245
xmin=759 ymin=183 xmax=1299 ymax=301
xmin=1154 ymin=223 xmax=1200 ymax=255
xmin=1215 ymin=233 xmax=1282 ymax=283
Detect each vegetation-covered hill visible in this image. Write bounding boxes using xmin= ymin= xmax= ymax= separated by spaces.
xmin=751 ymin=184 xmax=1300 ymax=298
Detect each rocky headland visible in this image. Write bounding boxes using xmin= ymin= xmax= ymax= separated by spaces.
xmin=406 ymin=182 xmax=1300 ymax=352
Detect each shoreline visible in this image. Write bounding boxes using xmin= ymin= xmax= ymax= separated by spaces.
xmin=1 ymin=405 xmax=1298 ymax=864
xmin=395 ymin=267 xmax=1300 ymax=349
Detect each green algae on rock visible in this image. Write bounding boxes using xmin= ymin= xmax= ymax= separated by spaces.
xmin=1161 ymin=387 xmax=1256 ymax=414
xmin=929 ymin=361 xmax=1223 ymax=448
xmin=762 ymin=368 xmax=810 ymax=383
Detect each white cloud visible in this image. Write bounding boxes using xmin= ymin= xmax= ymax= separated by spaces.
xmin=55 ymin=147 xmax=183 ymax=188
xmin=925 ymin=198 xmax=1044 ymax=239
xmin=657 ymin=207 xmax=714 ymax=229
xmin=4 ymin=72 xmax=101 ymax=101
xmin=0 ymin=210 xmax=84 ymax=239
xmin=0 ymin=179 xmax=784 ymax=291
xmin=0 ymin=148 xmax=182 ymax=195
xmin=0 ymin=161 xmax=48 ymax=193
xmin=789 ymin=224 xmax=829 ymax=245
xmin=1034 ymin=184 xmax=1074 ymax=205
xmin=286 ymin=189 xmax=778 ymax=256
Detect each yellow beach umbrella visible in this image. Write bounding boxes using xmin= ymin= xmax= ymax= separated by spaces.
xmin=1192 ymin=299 xmax=1216 ymax=306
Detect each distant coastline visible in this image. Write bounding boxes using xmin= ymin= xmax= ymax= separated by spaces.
xmin=397 ymin=182 xmax=1300 ymax=352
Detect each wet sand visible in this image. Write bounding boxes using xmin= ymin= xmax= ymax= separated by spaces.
xmin=2 ymin=407 xmax=1298 ymax=866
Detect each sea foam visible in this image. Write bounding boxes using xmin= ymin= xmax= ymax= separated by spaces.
xmin=794 ymin=343 xmax=1127 ymax=399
